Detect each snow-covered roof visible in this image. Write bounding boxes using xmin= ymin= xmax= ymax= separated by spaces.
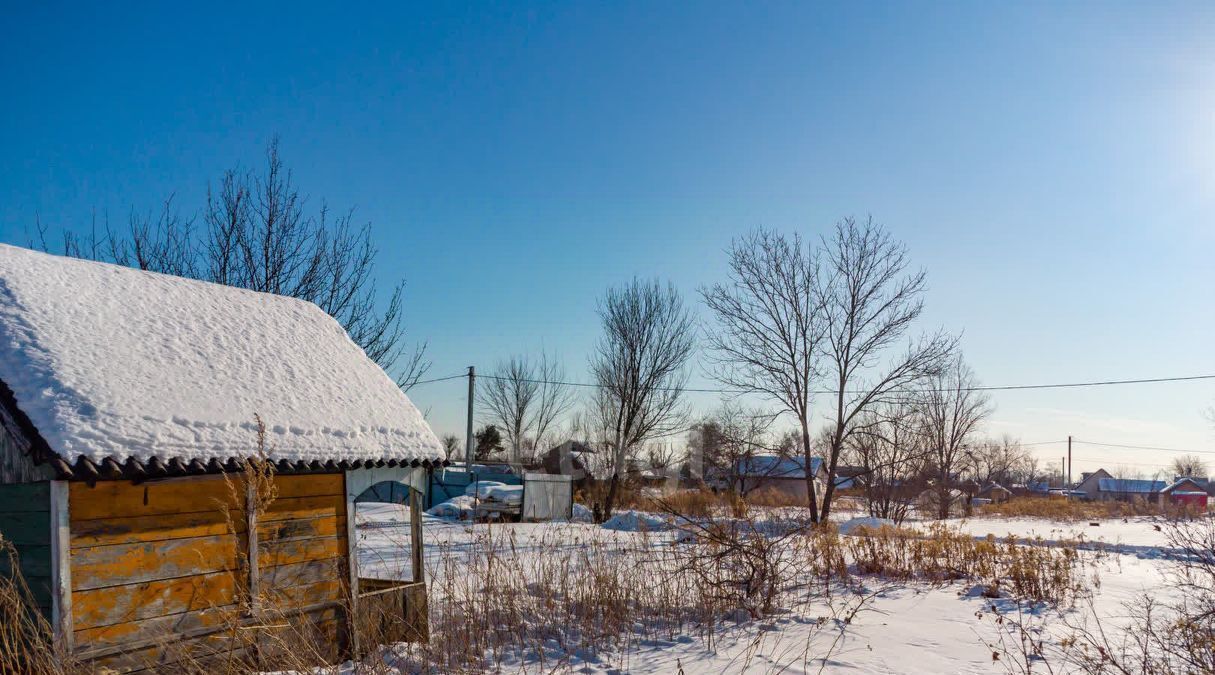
xmin=1160 ymin=478 xmax=1207 ymax=494
xmin=0 ymin=244 xmax=443 ymax=471
xmin=736 ymin=455 xmax=824 ymax=479
xmin=1097 ymin=478 xmax=1166 ymax=494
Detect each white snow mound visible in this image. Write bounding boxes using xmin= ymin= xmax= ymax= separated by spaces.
xmin=601 ymin=510 xmax=671 ymax=532
xmin=426 ymin=495 xmax=477 ymax=519
xmin=0 ymin=245 xmax=443 ymax=465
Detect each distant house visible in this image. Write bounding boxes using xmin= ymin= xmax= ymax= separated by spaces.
xmin=976 ymin=482 xmax=1013 ymax=504
xmin=1096 ymin=477 xmax=1167 ymax=502
xmin=1072 ymin=469 xmax=1113 ymax=501
xmin=832 ymin=465 xmax=868 ymax=490
xmin=1158 ymin=478 xmax=1210 ymax=509
xmin=541 ymin=440 xmax=597 ymax=481
xmin=734 ymin=455 xmax=826 ymax=502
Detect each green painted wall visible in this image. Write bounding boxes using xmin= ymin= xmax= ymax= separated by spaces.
xmin=0 ymin=481 xmax=52 ymax=618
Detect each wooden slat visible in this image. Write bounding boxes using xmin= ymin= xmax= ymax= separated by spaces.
xmin=0 ymin=511 xmax=52 ymax=545
xmin=72 ymin=570 xmax=241 ymax=630
xmin=259 ymin=556 xmax=344 ymax=591
xmin=0 ymin=544 xmax=51 ymax=577
xmin=74 ymin=603 xmax=241 ymax=650
xmin=258 ymin=515 xmax=339 ymax=543
xmin=71 ymin=535 xmax=240 ymax=591
xmin=259 ymin=535 xmax=344 ymax=568
xmin=0 ymin=482 xmax=49 ymax=512
xmin=261 ymin=494 xmax=345 ymax=522
xmin=271 ymin=473 xmax=344 ymax=499
xmin=70 ymin=477 xmax=243 ymax=521
xmin=82 ymin=622 xmax=250 ymax=673
xmin=262 ymin=578 xmax=344 ymax=609
xmin=71 ymin=511 xmax=243 ymax=549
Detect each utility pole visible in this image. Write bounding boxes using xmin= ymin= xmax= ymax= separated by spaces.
xmin=1067 ymin=436 xmax=1072 ymax=490
xmin=464 ymin=366 xmax=476 ymax=468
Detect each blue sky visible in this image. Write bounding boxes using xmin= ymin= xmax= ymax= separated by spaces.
xmin=2 ymin=2 xmax=1213 ymax=475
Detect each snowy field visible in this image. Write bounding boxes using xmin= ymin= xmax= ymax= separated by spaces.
xmin=350 ymin=502 xmax=1181 ymax=674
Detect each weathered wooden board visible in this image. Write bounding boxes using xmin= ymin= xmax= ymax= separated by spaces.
xmin=73 ymin=569 xmax=241 ymax=630
xmin=271 ymin=473 xmax=344 ymax=499
xmin=74 ymin=602 xmax=241 ymax=649
xmin=84 ymin=628 xmax=252 ymax=673
xmin=259 ymin=556 xmax=344 ymax=591
xmin=0 ymin=543 xmax=51 ymax=578
xmin=0 ymin=511 xmax=53 ymax=546
xmin=259 ymin=535 xmax=344 ymax=568
xmin=0 ymin=480 xmax=49 ymax=512
xmin=262 ymin=578 xmax=344 ymax=609
xmin=70 ymin=476 xmax=243 ymax=521
xmin=71 ymin=510 xmax=244 ymax=549
xmin=257 ymin=514 xmax=339 ymax=543
xmin=71 ymin=533 xmax=242 ymax=591
xmin=261 ymin=494 xmax=346 ymax=522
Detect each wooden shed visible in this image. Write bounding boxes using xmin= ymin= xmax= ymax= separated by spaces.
xmin=0 ymin=245 xmax=445 ymax=672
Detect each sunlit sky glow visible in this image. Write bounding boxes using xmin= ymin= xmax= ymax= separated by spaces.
xmin=2 ymin=2 xmax=1213 ymax=476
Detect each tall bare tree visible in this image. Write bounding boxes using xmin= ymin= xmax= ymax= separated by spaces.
xmin=1171 ymin=454 xmax=1209 ymax=478
xmin=846 ymin=401 xmax=926 ymax=524
xmin=479 ymin=356 xmax=539 ymax=464
xmin=590 ymin=278 xmax=696 ymax=520
xmin=701 ymin=229 xmax=826 ymax=518
xmin=478 ymin=352 xmax=574 ymax=464
xmin=815 ymin=217 xmax=954 ymax=521
xmin=531 ymin=354 xmax=577 ymax=456
xmin=919 ymin=354 xmax=992 ymax=519
xmin=38 ymin=138 xmax=429 ymax=388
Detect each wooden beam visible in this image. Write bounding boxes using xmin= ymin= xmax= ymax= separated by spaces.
xmin=410 ymin=487 xmax=423 ymax=584
xmin=49 ymin=480 xmax=72 ymax=658
xmin=343 ymin=471 xmax=360 ymax=658
xmin=245 ymin=477 xmax=260 ymax=613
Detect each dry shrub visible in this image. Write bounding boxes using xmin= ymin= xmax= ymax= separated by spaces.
xmin=979 ymin=497 xmax=1163 ymax=521
xmin=822 ymin=522 xmax=1090 ymax=604
xmin=646 ymin=488 xmax=736 ymax=518
xmin=745 ymin=487 xmax=807 ymax=509
xmin=1059 ymin=515 xmax=1215 ymax=673
xmin=0 ymin=539 xmax=71 ymax=674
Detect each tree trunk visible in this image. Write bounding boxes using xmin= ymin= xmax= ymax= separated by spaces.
xmin=602 ymin=472 xmax=620 ymax=523
xmin=801 ymin=419 xmax=819 ymax=523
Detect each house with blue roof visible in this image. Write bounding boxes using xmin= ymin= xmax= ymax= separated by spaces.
xmin=733 ymin=454 xmax=827 ymax=502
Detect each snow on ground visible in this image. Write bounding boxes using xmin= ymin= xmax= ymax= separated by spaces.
xmin=353 ymin=503 xmax=1179 ymax=673
xmin=0 ymin=244 xmax=442 ymax=464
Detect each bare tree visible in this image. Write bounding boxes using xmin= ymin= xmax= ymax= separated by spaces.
xmin=590 ymin=278 xmax=696 ymax=521
xmin=531 ymin=354 xmax=577 ymax=457
xmin=478 ymin=356 xmax=540 ymax=465
xmin=440 ymin=434 xmax=462 ymax=461
xmin=701 ymin=229 xmax=826 ymax=518
xmin=968 ymin=435 xmax=1033 ymax=486
xmin=39 ymin=138 xmax=429 ymax=388
xmin=815 ymin=218 xmax=954 ymax=522
xmin=918 ymin=354 xmax=991 ymax=519
xmin=846 ymin=401 xmax=925 ymax=524
xmin=478 ymin=352 xmax=575 ymax=465
xmin=1171 ymin=454 xmax=1209 ymax=478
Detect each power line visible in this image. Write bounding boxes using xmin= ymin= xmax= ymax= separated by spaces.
xmin=406 ymin=372 xmax=467 ymax=387
xmin=429 ymin=371 xmax=1215 ymax=395
xmin=1072 ymin=439 xmax=1215 ymax=455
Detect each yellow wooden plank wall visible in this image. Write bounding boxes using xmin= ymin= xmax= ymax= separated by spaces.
xmin=69 ymin=473 xmax=349 ymax=672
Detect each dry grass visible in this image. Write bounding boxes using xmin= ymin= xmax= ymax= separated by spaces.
xmin=0 ymin=539 xmax=71 ymax=674
xmin=978 ymin=497 xmax=1165 ymax=521
xmin=824 ymin=522 xmax=1091 ymax=604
